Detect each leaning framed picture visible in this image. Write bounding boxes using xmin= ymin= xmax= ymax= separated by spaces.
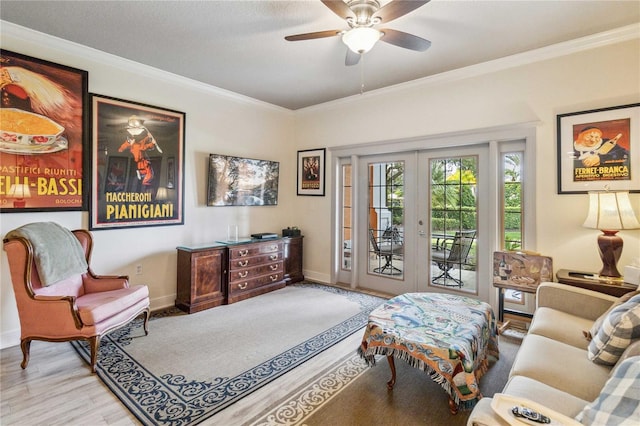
xmin=0 ymin=50 xmax=88 ymax=212
xmin=297 ymin=148 xmax=325 ymax=196
xmin=557 ymin=103 xmax=640 ymax=194
xmin=90 ymin=94 xmax=185 ymax=229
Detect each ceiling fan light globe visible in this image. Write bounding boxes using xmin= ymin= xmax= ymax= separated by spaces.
xmin=342 ymin=27 xmax=382 ymax=54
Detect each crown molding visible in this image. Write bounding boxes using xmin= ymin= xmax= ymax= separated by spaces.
xmin=2 ymin=21 xmax=638 ymax=113
xmin=0 ymin=21 xmax=292 ymax=114
xmin=301 ymin=23 xmax=640 ymax=113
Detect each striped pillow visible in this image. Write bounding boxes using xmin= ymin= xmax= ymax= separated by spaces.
xmin=575 ymin=356 xmax=640 ymax=425
xmin=585 ymin=291 xmax=640 ymax=342
xmin=588 ymin=295 xmax=640 ymax=365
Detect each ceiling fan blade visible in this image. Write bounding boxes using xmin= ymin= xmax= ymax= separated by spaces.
xmin=321 ymin=0 xmax=356 ymax=20
xmin=373 ymin=0 xmax=430 ymax=24
xmin=285 ymin=30 xmax=343 ymax=41
xmin=345 ymin=49 xmax=361 ymax=66
xmin=380 ymin=28 xmax=431 ymax=51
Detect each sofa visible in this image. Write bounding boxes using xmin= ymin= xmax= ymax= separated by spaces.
xmin=468 ymin=282 xmax=640 ymax=425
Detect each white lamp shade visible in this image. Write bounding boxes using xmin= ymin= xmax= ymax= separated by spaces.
xmin=342 ymin=27 xmax=382 ymax=54
xmin=583 ymin=191 xmax=640 ymax=230
xmin=8 ymin=184 xmax=31 ymax=199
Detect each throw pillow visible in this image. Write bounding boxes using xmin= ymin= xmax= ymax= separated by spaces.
xmin=588 ymin=295 xmax=640 ymax=365
xmin=584 ymin=291 xmax=640 ymax=341
xmin=575 ymin=356 xmax=640 ymax=425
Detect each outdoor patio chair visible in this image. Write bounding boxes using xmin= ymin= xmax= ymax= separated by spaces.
xmin=431 ymin=230 xmax=476 ymax=287
xmin=369 ymin=228 xmax=404 ymax=275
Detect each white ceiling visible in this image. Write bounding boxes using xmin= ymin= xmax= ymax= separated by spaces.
xmin=1 ymin=0 xmax=639 ymax=110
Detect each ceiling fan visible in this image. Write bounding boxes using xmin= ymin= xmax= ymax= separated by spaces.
xmin=285 ymin=0 xmax=431 ymax=66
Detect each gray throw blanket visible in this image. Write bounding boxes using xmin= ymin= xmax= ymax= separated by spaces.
xmin=5 ymin=222 xmax=88 ymax=286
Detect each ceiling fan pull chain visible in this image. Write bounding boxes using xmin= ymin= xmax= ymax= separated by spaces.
xmin=360 ymin=54 xmax=365 ymax=95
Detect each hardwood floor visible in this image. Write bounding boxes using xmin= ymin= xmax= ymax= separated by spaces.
xmin=1 ymin=340 xmax=136 ymax=425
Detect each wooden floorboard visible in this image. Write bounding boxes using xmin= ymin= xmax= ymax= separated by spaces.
xmin=1 ymin=340 xmax=137 ymax=425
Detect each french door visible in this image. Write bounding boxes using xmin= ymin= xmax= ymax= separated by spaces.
xmin=351 ymin=146 xmax=489 ymax=301
xmin=356 ymin=152 xmax=416 ymax=295
xmin=417 ymin=146 xmax=489 ymax=301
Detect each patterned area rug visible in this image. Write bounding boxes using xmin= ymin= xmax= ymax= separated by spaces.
xmin=71 ymin=283 xmax=385 ymax=425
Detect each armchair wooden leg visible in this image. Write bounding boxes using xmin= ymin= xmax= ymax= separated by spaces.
xmin=20 ymin=338 xmax=31 ymax=369
xmin=142 ymin=307 xmax=150 ymax=336
xmin=88 ymin=336 xmax=100 ymax=373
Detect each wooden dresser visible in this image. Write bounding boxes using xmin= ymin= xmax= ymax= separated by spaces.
xmin=175 ymin=237 xmax=301 ymax=313
xmin=175 ymin=244 xmax=227 ymax=313
xmin=227 ymin=239 xmax=286 ymax=304
xmin=283 ymin=236 xmax=304 ymax=284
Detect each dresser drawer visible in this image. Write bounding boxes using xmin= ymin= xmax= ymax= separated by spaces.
xmin=229 ymin=241 xmax=282 ymax=259
xmin=229 ymin=252 xmax=282 ymax=270
xmin=228 ymin=271 xmax=285 ymax=295
xmin=229 ymin=261 xmax=284 ymax=283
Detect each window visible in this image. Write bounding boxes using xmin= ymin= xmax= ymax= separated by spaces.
xmin=342 ymin=164 xmax=352 ymax=270
xmin=368 ymin=161 xmax=404 ymax=278
xmin=502 ymin=152 xmax=524 ymax=251
xmin=430 ymin=156 xmax=478 ymax=292
xmin=501 ymin=151 xmax=525 ymax=303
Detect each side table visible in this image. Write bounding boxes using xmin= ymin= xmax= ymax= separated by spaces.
xmin=556 ymin=269 xmax=636 ymax=297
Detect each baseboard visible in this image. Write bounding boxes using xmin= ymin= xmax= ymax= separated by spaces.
xmin=301 ymin=270 xmax=330 ymax=285
xmin=1 ymin=329 xmax=20 ymax=350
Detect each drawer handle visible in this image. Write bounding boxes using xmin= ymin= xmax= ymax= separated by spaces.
xmin=238 ymin=260 xmax=249 ymax=267
xmin=270 ymin=245 xmax=278 ymax=251
xmin=239 ymin=282 xmax=248 ymax=290
xmin=269 ymin=254 xmax=278 ymax=260
xmin=269 ymin=275 xmax=279 ymax=282
xmin=238 ymin=271 xmax=248 ymax=278
xmin=238 ymin=249 xmax=249 ymax=257
xmin=269 ymin=264 xmax=278 ymax=271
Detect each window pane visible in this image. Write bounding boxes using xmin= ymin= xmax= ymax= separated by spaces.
xmin=342 ymin=164 xmax=352 ymax=270
xmin=368 ymin=161 xmax=404 ymax=279
xmin=430 ymin=156 xmax=478 ymax=293
xmin=502 ymin=153 xmax=523 ymax=251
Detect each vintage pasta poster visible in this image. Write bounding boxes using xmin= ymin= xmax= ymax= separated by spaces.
xmin=0 ymin=50 xmax=88 ymax=211
xmin=90 ymin=95 xmax=185 ymax=229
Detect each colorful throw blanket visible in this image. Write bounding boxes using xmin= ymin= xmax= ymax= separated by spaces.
xmin=5 ymin=222 xmax=88 ymax=286
xmin=358 ymin=292 xmax=499 ymax=410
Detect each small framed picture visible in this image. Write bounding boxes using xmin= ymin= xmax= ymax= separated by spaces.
xmin=297 ymin=148 xmax=325 ymax=196
xmin=557 ymin=103 xmax=640 ymax=194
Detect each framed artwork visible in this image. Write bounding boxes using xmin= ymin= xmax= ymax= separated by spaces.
xmin=207 ymin=154 xmax=279 ymax=207
xmin=0 ymin=50 xmax=88 ymax=212
xmin=557 ymin=103 xmax=640 ymax=194
xmin=90 ymin=94 xmax=185 ymax=229
xmin=492 ymin=251 xmax=553 ymax=293
xmin=297 ymin=148 xmax=325 ymax=196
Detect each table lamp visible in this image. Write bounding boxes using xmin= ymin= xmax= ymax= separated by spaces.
xmin=583 ymin=191 xmax=640 ymax=279
xmin=8 ymin=183 xmax=32 ymax=208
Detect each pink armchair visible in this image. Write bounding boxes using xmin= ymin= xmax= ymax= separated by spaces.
xmin=3 ymin=226 xmax=150 ymax=373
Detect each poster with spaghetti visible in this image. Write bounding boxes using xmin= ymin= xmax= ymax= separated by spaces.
xmin=0 ymin=50 xmax=88 ymax=212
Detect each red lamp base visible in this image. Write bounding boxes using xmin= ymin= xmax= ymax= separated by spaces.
xmin=597 ymin=230 xmax=623 ymax=278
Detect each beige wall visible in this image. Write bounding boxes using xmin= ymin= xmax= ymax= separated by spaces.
xmin=1 ymin=23 xmax=639 ymax=348
xmin=0 ymin=24 xmax=296 ymax=347
xmin=293 ymin=38 xmax=640 ymax=282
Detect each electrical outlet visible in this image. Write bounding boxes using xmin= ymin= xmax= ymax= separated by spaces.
xmin=136 ymin=264 xmax=143 ymax=275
